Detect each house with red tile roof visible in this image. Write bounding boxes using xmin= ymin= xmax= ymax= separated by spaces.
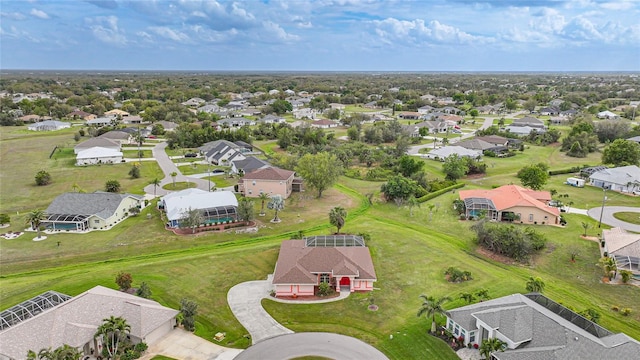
xmin=239 ymin=166 xmax=296 ymax=199
xmin=458 ymin=185 xmax=560 ymax=225
xmin=272 ymin=235 xmax=376 ymax=297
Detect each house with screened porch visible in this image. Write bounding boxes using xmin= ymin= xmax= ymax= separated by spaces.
xmin=159 ymin=188 xmax=238 ymax=228
xmin=271 ymin=235 xmax=376 ymax=297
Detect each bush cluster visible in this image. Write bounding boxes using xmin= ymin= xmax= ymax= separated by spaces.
xmin=444 ymin=267 xmax=473 ymax=282
xmin=471 ymin=220 xmax=547 ymax=262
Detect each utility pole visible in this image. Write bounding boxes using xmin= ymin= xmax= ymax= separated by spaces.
xmin=598 ymin=188 xmax=607 ymax=228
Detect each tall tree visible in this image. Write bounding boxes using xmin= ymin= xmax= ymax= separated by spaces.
xmin=150 ymin=178 xmax=161 ymax=197
xmin=381 ymin=175 xmax=418 ymax=206
xmin=94 ymin=316 xmax=131 ymax=359
xmin=442 ymin=154 xmax=469 ymax=181
xmin=329 ymin=206 xmax=347 ymax=234
xmin=237 ymin=198 xmax=255 ymax=223
xmin=417 ymin=294 xmax=451 ymax=333
xmin=602 ymin=139 xmax=640 ymax=166
xmin=180 ymin=298 xmax=198 ymax=332
xmin=516 ymin=163 xmax=549 ymax=190
xmin=295 ymin=152 xmax=343 ymax=198
xmin=525 ymin=276 xmax=546 ymax=293
xmin=170 ymin=171 xmax=178 ymax=188
xmin=267 ymin=194 xmax=285 ymax=223
xmin=26 ymin=210 xmax=46 ymax=239
xmin=257 ymin=192 xmax=270 ymax=216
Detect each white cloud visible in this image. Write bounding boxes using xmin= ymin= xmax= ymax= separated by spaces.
xmin=1 ymin=12 xmax=27 ymax=20
xmin=262 ymin=21 xmax=299 ymax=42
xmin=149 ymin=26 xmax=190 ymax=43
xmin=599 ymin=1 xmax=635 ymax=11
xmin=87 ymin=16 xmax=127 ymax=45
xmin=30 ymin=8 xmax=49 ymax=19
xmin=136 ymin=31 xmax=154 ymax=43
xmin=371 ymin=18 xmax=490 ymax=46
xmin=530 ymin=8 xmax=566 ymax=33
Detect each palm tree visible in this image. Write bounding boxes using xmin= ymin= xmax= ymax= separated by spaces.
xmin=258 ymin=192 xmax=270 ymax=216
xmin=150 ymin=177 xmax=161 ymax=197
xmin=26 ymin=210 xmax=46 ymax=239
xmin=329 ymin=206 xmax=347 ymax=234
xmin=406 ymin=196 xmax=420 ymax=217
xmin=598 ymin=257 xmax=617 ymax=280
xmin=479 ymin=338 xmax=506 ymax=359
xmin=94 ymin=316 xmax=130 ymax=359
xmin=27 ymin=345 xmax=82 ymax=360
xmin=170 ymin=171 xmax=178 ymax=188
xmin=417 ymin=294 xmax=451 ymax=333
xmin=581 ymin=221 xmax=590 ymax=237
xmin=460 ymin=292 xmax=475 ymax=304
xmin=525 ymin=276 xmax=545 ymax=293
xmin=267 ymin=194 xmax=285 ymax=223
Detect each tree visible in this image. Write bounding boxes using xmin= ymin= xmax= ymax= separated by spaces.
xmin=329 ymin=206 xmax=347 ymax=234
xmin=479 ymin=338 xmax=506 ymax=360
xmin=179 ymin=207 xmax=203 ymax=233
xmin=602 ymin=139 xmax=640 ymax=166
xmin=460 ymin=292 xmax=476 ymax=304
xmin=397 ymin=155 xmax=424 ymax=177
xmin=475 ymin=288 xmax=490 ymax=301
xmin=180 ymin=298 xmax=198 ymax=332
xmin=35 ymin=170 xmax=52 ymax=186
xmin=598 ymin=257 xmax=617 ymax=280
xmin=237 ymin=198 xmax=255 ymax=222
xmin=525 ymin=276 xmax=545 ymax=293
xmin=170 ymin=171 xmax=178 ymax=188
xmin=257 ymin=192 xmax=270 ymax=216
xmin=469 ymin=109 xmax=479 ymax=118
xmin=581 ymin=221 xmax=590 ymax=237
xmin=150 ymin=178 xmax=161 ymax=197
xmin=271 ymin=99 xmax=293 ymax=114
xmin=381 ymin=175 xmax=418 ymax=206
xmin=442 ymin=154 xmax=469 ymax=181
xmin=406 ymin=196 xmax=420 ymax=217
xmin=0 ymin=213 xmax=10 ymax=226
xmin=295 ymin=152 xmax=343 ymax=198
xmin=95 ymin=316 xmax=131 ymax=359
xmin=115 ymin=271 xmax=133 ymax=291
xmin=128 ymin=165 xmax=140 ymax=179
xmin=417 ymin=294 xmax=451 ymax=333
xmin=105 ymin=180 xmax=121 ymax=193
xmin=267 ymin=194 xmax=285 ymax=223
xmin=136 ymin=281 xmax=152 ymax=298
xmin=151 ymin=123 xmax=165 ymax=135
xmin=26 ymin=210 xmax=46 ymax=239
xmin=516 ymin=163 xmax=549 ymax=190
xmin=27 ymin=345 xmax=82 ymax=360
xmin=523 ymin=98 xmax=537 ymax=113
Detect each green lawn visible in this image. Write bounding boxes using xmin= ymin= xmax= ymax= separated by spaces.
xmin=162 ymin=182 xmax=197 ymax=190
xmin=179 ymin=164 xmax=229 ymax=175
xmin=201 ymin=176 xmax=236 ymax=188
xmin=613 ymin=212 xmax=640 ymax=225
xmin=122 ymin=150 xmax=153 ymax=158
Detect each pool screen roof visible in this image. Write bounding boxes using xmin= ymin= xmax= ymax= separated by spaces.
xmin=0 ymin=291 xmax=72 ymax=330
xmin=304 ymin=235 xmax=365 ymax=247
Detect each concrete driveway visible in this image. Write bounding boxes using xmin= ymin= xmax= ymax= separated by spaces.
xmin=587 ymin=206 xmax=640 ymax=232
xmin=233 ymin=332 xmax=389 ymax=360
xmin=227 ymin=278 xmax=293 ymax=345
xmin=141 ymin=328 xmax=242 ymax=360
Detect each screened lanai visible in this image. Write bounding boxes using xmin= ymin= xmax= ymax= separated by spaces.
xmin=43 ymin=213 xmax=90 ymax=231
xmin=304 ymin=235 xmax=366 ymax=247
xmin=200 ymin=205 xmax=238 ymax=224
xmin=0 ymin=291 xmax=72 ymax=330
xmin=463 ymin=197 xmax=498 ymax=220
xmin=614 ymin=254 xmax=640 ymax=274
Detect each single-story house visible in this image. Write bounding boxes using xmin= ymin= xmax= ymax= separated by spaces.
xmin=76 ymin=147 xmax=123 ymax=166
xmin=539 ymin=106 xmax=560 ymax=116
xmin=602 ymin=227 xmax=640 ymax=274
xmin=239 ymin=166 xmax=296 ymax=199
xmin=418 ymin=105 xmax=435 ymax=114
xmin=27 ymin=120 xmax=71 ymax=132
xmin=98 ymin=130 xmax=134 ymax=145
xmin=233 ymin=141 xmax=253 ymax=153
xmin=155 ymin=121 xmax=178 ymax=132
xmin=403 ymin=120 xmax=448 ymax=137
xmin=181 ymin=97 xmax=205 ymax=107
xmin=257 ymin=114 xmax=286 ymax=124
xmin=198 ymin=140 xmax=238 ymax=154
xmin=104 ymin=109 xmax=130 ymax=118
xmin=86 ymin=117 xmax=113 ymax=126
xmin=398 ymin=112 xmax=422 ymax=120
xmin=505 ymin=125 xmax=546 ymax=136
xmin=0 ymin=285 xmax=178 ymax=360
xmin=18 ymin=115 xmax=50 ymax=123
xmin=474 ymin=135 xmax=509 ymax=147
xmin=74 ymin=137 xmax=120 ymax=154
xmin=445 ymin=293 xmax=640 ymax=357
xmin=204 ymin=142 xmax=246 ymax=165
xmin=597 ymin=110 xmax=619 ymax=119
xmin=160 ymin=189 xmax=238 ymax=228
xmin=456 ymin=139 xmax=507 ymax=154
xmin=231 ymin=156 xmax=270 ymax=175
xmin=67 ymin=110 xmax=96 ymax=121
xmin=311 ymin=119 xmax=339 ymax=129
xmin=511 ymin=116 xmax=546 ymax=129
xmin=588 ymin=165 xmax=640 ymax=193
xmin=458 ymin=185 xmax=559 ymax=224
xmin=43 ymin=192 xmax=144 ymax=231
xmin=425 ymin=146 xmax=482 ymax=161
xmin=122 ymin=115 xmax=143 ymax=124
xmin=218 ymin=117 xmax=254 ymax=127
xmin=272 ymin=235 xmax=377 ymax=297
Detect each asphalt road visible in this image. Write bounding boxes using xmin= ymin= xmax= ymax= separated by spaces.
xmin=233 ymin=332 xmax=389 ymax=360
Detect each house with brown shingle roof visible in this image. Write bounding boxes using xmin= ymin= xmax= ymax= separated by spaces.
xmin=272 ymin=235 xmax=377 ymax=297
xmin=459 ymin=185 xmax=559 ymax=225
xmin=239 ymin=166 xmax=296 ymax=199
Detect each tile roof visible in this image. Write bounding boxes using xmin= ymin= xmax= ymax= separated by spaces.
xmin=242 ymin=167 xmax=294 ymax=181
xmin=46 ymin=192 xmax=142 ymax=220
xmin=602 ymin=227 xmax=640 ymax=258
xmin=0 ymin=286 xmax=178 ymax=360
xmin=272 ymin=240 xmax=376 ymax=284
xmin=459 ymin=185 xmax=559 ymax=216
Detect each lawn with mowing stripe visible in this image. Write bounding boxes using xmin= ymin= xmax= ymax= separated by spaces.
xmin=122 ymin=150 xmax=153 ymax=158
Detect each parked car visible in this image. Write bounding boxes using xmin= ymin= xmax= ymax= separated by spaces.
xmin=185 ymin=153 xmax=198 ymax=158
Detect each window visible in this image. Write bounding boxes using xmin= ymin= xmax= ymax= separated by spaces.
xmin=252 ymin=181 xmax=256 ymax=186
xmin=248 ymin=190 xmax=252 ymax=195
xmin=454 ymin=324 xmax=460 ymax=335
xmin=529 ymin=214 xmax=534 ymax=221
xmin=448 ymin=320 xmax=453 ymax=331
xmin=94 ymin=220 xmax=100 ymax=224
xmin=469 ymin=332 xmax=475 ymax=342
xmin=320 ymin=274 xmax=330 ymax=283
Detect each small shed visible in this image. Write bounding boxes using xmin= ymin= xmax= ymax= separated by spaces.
xmin=566 ymin=177 xmax=585 ymax=187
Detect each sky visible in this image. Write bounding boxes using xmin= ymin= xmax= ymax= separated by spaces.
xmin=1 ymin=0 xmax=639 ymax=72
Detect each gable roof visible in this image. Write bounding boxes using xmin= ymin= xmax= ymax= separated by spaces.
xmin=428 ymin=146 xmax=481 ymax=159
xmin=456 ymin=139 xmax=499 ymax=151
xmin=198 ymin=140 xmax=238 ymax=153
xmin=99 ymin=130 xmax=130 ymax=140
xmin=242 ymin=167 xmax=295 ymax=181
xmin=459 ymin=185 xmax=559 ymax=216
xmin=475 ymin=135 xmax=509 ymax=146
xmin=75 ymin=137 xmax=120 ymax=151
xmin=589 ymin=165 xmax=640 ymax=186
xmin=0 ymin=286 xmax=178 ymax=360
xmin=232 ymin=156 xmax=270 ymax=173
xmin=512 ymin=116 xmax=545 ymax=127
xmin=161 ymin=189 xmax=238 ymax=222
xmin=46 ymin=192 xmax=142 ymax=220
xmin=272 ymin=240 xmax=376 ymax=284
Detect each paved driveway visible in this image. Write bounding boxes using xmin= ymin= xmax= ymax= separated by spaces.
xmin=141 ymin=328 xmax=242 ymax=360
xmin=233 ymin=332 xmax=389 ymax=360
xmin=227 ymin=278 xmax=293 ymax=345
xmin=587 ymin=206 xmax=640 ymax=232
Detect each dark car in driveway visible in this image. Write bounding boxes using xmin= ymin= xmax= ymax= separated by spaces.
xmin=185 ymin=153 xmax=198 ymax=158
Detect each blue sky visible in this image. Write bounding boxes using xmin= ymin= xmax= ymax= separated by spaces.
xmin=1 ymin=0 xmax=639 ymax=71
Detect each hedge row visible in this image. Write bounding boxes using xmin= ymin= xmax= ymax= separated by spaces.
xmin=548 ymin=165 xmax=592 ymax=176
xmin=417 ymin=183 xmax=465 ymax=203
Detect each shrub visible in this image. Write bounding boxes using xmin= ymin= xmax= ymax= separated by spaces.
xmin=471 ymin=220 xmax=547 ymax=262
xmin=611 ymin=305 xmax=619 ymax=312
xmin=621 ymin=308 xmax=631 ymax=316
xmin=35 ymin=170 xmax=52 ymax=186
xmin=417 ymin=183 xmax=465 ymax=203
xmin=444 ymin=267 xmax=473 ymax=282
xmin=318 ymin=282 xmax=333 ymax=296
xmin=344 ymin=168 xmax=362 ymax=179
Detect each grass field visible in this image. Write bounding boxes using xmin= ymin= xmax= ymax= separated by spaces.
xmin=613 ymin=212 xmax=640 ymax=225
xmin=122 ymin=150 xmax=153 ymax=158
xmin=1 ymin=127 xmax=638 ymax=360
xmin=162 ymin=182 xmax=197 ymax=190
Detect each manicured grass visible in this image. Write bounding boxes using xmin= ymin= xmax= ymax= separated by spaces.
xmin=162 ymin=182 xmax=197 ymax=190
xmin=165 ymin=148 xmax=198 ymax=157
xmin=253 ymin=140 xmax=280 ymax=157
xmin=201 ymin=176 xmax=236 ymax=188
xmin=178 ymin=164 xmax=229 ymax=175
xmin=122 ymin=150 xmax=153 ymax=158
xmin=613 ymin=212 xmax=640 ymax=225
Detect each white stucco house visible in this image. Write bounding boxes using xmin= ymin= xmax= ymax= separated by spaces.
xmin=76 ymin=147 xmax=123 ymax=166
xmin=27 ymin=120 xmax=71 ymax=131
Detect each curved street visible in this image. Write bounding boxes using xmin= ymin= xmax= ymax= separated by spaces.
xmin=233 ymin=332 xmax=389 ymax=360
xmin=587 ymin=206 xmax=640 ymax=232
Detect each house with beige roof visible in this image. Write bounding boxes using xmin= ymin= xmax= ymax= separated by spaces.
xmin=459 ymin=185 xmax=559 ymax=225
xmin=602 ymin=227 xmax=640 ymax=274
xmin=239 ymin=166 xmax=297 ymax=199
xmin=0 ymin=286 xmax=178 ymax=360
xmin=272 ymin=235 xmax=377 ymax=297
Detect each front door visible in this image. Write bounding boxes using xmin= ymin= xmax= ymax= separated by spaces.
xmin=339 ymin=277 xmax=350 ymax=287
